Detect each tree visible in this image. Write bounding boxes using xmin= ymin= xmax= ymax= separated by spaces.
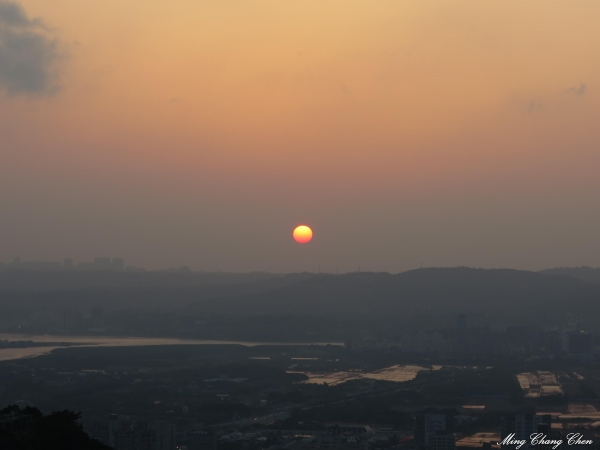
xmin=0 ymin=405 xmax=112 ymax=450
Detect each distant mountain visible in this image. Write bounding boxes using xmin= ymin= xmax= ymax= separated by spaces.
xmin=188 ymin=268 xmax=600 ymax=330
xmin=0 ymin=272 xmax=322 ymax=312
xmin=541 ymin=267 xmax=600 ymax=285
xmin=2 ymin=268 xmax=600 ymax=332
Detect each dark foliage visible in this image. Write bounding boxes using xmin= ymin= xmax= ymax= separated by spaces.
xmin=0 ymin=405 xmax=111 ymax=450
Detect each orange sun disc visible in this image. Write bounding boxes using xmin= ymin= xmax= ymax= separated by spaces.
xmin=293 ymin=225 xmax=313 ymax=244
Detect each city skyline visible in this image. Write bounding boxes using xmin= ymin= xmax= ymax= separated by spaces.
xmin=2 ymin=254 xmax=599 ymax=274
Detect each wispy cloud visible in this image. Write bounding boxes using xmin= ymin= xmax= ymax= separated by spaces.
xmin=0 ymin=1 xmax=65 ymax=95
xmin=527 ymin=99 xmax=545 ymax=112
xmin=567 ymin=83 xmax=586 ymax=96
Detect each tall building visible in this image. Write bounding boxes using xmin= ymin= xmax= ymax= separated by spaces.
xmin=108 ymin=415 xmax=154 ymax=450
xmin=428 ymin=431 xmax=455 ymax=450
xmin=535 ymin=423 xmax=563 ymax=450
xmin=565 ymin=331 xmax=594 ymax=361
xmin=154 ymin=420 xmax=176 ymax=450
xmin=62 ymin=309 xmax=84 ymax=330
xmin=112 ymin=258 xmax=125 ymax=271
xmin=501 ymin=413 xmax=551 ymax=450
xmin=91 ymin=307 xmax=104 ymax=321
xmin=94 ymin=257 xmax=112 ymax=270
xmin=89 ymin=306 xmax=106 ymax=330
xmin=107 ymin=414 xmax=176 ymax=450
xmin=414 ymin=414 xmax=447 ymax=449
xmin=82 ymin=417 xmax=109 ymax=445
xmin=325 ymin=423 xmax=372 ymax=435
xmin=456 ymin=315 xmax=467 ymax=355
xmin=187 ymin=430 xmax=217 ymax=450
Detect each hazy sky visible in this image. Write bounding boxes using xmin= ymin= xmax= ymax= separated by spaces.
xmin=1 ymin=0 xmax=600 ymax=272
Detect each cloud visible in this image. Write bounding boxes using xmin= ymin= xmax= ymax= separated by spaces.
xmin=567 ymin=83 xmax=586 ymax=95
xmin=0 ymin=1 xmax=64 ymax=95
xmin=527 ymin=99 xmax=545 ymax=112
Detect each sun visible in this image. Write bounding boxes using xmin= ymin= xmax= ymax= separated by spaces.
xmin=293 ymin=225 xmax=313 ymax=244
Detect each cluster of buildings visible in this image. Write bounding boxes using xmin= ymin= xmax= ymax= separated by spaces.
xmin=10 ymin=308 xmax=598 ymax=363
xmin=27 ymin=306 xmax=107 ymax=333
xmin=500 ymin=412 xmax=596 ymax=450
xmin=414 ymin=414 xmax=454 ymax=450
xmin=8 ymin=402 xmax=600 ymax=450
xmin=213 ymin=418 xmax=453 ymax=450
xmin=0 ymin=257 xmax=194 ymax=273
xmin=81 ymin=418 xmax=416 ymax=450
xmin=0 ymin=339 xmax=44 ymax=349
xmin=413 ymin=411 xmax=598 ymax=450
xmin=0 ymin=411 xmax=479 ymax=450
xmin=0 ymin=256 xmax=145 ymax=272
xmin=83 ymin=415 xmax=178 ymax=450
xmin=396 ymin=316 xmax=596 ymax=362
xmin=215 ymin=424 xmax=412 ymax=450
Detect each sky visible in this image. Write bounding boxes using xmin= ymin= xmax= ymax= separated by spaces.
xmin=1 ymin=0 xmax=600 ymax=273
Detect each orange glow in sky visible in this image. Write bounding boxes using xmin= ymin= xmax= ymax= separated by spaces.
xmin=293 ymin=226 xmax=313 ymax=244
xmin=1 ymin=1 xmax=600 ymax=271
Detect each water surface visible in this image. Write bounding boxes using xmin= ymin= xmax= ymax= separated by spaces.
xmin=0 ymin=334 xmax=342 ymax=362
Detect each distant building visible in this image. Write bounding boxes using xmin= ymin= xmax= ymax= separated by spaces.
xmin=31 ymin=311 xmax=60 ymax=329
xmin=112 ymin=258 xmax=125 ymax=271
xmin=325 ymin=423 xmax=372 ymax=435
xmin=155 ymin=420 xmax=176 ymax=450
xmin=8 ymin=258 xmax=63 ymax=271
xmin=88 ymin=306 xmax=105 ymax=330
xmin=94 ymin=257 xmax=112 ymax=270
xmin=535 ymin=423 xmax=563 ymax=450
xmin=428 ymin=431 xmax=455 ymax=450
xmin=456 ymin=315 xmax=467 ymax=355
xmin=108 ymin=415 xmax=154 ymax=450
xmin=414 ymin=414 xmax=446 ymax=449
xmin=501 ymin=413 xmax=551 ymax=450
xmin=107 ymin=414 xmax=176 ymax=450
xmin=317 ymin=434 xmax=339 ymax=450
xmin=457 ymin=315 xmax=466 ymax=332
xmin=564 ymin=331 xmax=594 ymax=361
xmin=62 ymin=309 xmax=84 ymax=331
xmin=316 ymin=434 xmax=369 ymax=450
xmin=187 ymin=430 xmax=216 ymax=450
xmin=91 ymin=307 xmax=104 ymax=321
xmin=21 ymin=261 xmax=63 ymax=271
xmin=76 ymin=257 xmax=132 ymax=272
xmin=401 ymin=332 xmax=453 ymax=354
xmin=82 ymin=417 xmax=109 ymax=444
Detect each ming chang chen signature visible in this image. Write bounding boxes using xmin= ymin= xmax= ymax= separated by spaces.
xmin=499 ymin=433 xmax=593 ymax=449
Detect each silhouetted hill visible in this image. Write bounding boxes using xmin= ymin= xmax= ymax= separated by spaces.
xmin=541 ymin=266 xmax=600 ymax=285
xmin=0 ymin=272 xmax=321 ymax=315
xmin=2 ymin=268 xmax=600 ymax=333
xmin=188 ymin=268 xmax=600 ymax=329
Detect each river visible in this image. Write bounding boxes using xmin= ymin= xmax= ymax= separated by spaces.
xmin=0 ymin=333 xmax=342 ymax=362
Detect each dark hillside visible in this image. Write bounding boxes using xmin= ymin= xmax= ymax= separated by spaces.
xmin=541 ymin=266 xmax=600 ymax=285
xmin=188 ymin=268 xmax=600 ymax=329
